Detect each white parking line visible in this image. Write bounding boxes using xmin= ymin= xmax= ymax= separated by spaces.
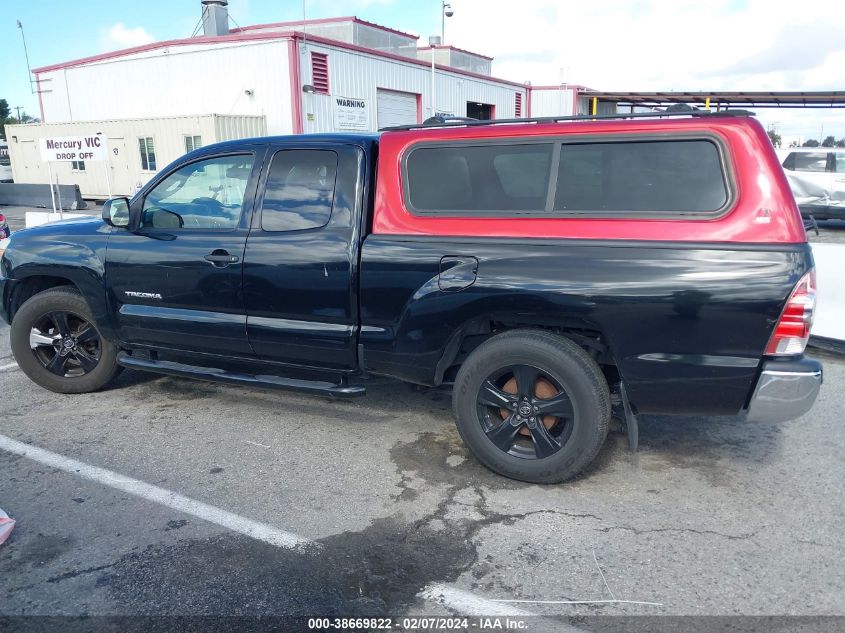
xmin=0 ymin=433 xmax=539 ymax=618
xmin=420 ymin=585 xmax=587 ymax=632
xmin=420 ymin=584 xmax=532 ymax=617
xmin=0 ymin=362 xmax=18 ymax=372
xmin=0 ymin=434 xmax=312 ymax=549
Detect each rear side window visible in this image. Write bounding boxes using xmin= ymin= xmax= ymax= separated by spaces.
xmin=783 ymin=152 xmax=829 ymax=172
xmin=406 ymin=144 xmax=552 ymax=212
xmin=555 ymin=140 xmax=728 ymax=213
xmin=404 ymin=137 xmax=730 ymax=217
xmin=261 ymin=149 xmax=338 ymax=232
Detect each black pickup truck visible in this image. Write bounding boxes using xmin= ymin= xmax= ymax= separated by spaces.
xmin=0 ymin=112 xmax=822 ymax=483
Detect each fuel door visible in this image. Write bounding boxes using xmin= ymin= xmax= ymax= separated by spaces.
xmin=438 ymin=256 xmax=479 ymax=291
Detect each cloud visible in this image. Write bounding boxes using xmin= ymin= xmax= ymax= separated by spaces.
xmin=100 ymin=22 xmax=155 ymax=50
xmin=708 ymin=21 xmax=845 ymax=79
xmin=446 ymin=0 xmax=845 ymax=91
xmin=443 ymin=0 xmax=845 ymax=136
xmin=306 ymin=0 xmax=395 ymax=11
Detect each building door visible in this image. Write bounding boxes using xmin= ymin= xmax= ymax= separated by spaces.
xmin=377 ymin=89 xmax=418 ymax=129
xmin=17 ymin=140 xmax=40 ymax=183
xmin=467 ymin=102 xmax=494 ymax=120
xmin=106 ymin=137 xmax=132 ymax=197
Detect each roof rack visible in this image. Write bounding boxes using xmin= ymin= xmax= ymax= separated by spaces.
xmin=379 ymin=109 xmax=755 ymax=132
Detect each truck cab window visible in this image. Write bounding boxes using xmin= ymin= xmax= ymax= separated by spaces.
xmin=141 ymin=154 xmax=254 ymax=230
xmin=260 ymin=149 xmax=338 ymax=232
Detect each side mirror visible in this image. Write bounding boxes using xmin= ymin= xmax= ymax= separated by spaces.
xmin=102 ymin=197 xmax=131 ymax=228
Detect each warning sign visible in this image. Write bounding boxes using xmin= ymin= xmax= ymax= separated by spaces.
xmin=334 ymin=97 xmax=369 ymax=131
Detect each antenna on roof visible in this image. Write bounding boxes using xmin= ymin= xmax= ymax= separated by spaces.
xmin=190 ymin=8 xmax=205 ymax=37
xmin=16 ymin=20 xmax=36 ymax=95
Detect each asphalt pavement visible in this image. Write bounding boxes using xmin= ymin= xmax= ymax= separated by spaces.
xmin=0 ymin=205 xmax=843 ymax=631
xmin=1 ymin=320 xmax=843 ymax=628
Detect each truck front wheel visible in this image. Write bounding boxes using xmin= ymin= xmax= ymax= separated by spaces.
xmin=452 ymin=330 xmax=610 ymax=484
xmin=10 ymin=287 xmax=121 ymax=394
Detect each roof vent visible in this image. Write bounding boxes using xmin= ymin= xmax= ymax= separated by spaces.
xmin=201 ymin=0 xmax=229 ymax=37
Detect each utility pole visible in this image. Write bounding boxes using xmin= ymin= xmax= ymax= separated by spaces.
xmin=441 ymin=2 xmax=453 ymax=43
xmin=429 ymin=36 xmax=440 ymax=117
xmin=17 ymin=20 xmax=36 ymax=94
xmin=14 ymin=106 xmax=23 ymax=123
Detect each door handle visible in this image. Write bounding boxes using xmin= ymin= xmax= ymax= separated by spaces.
xmin=204 ymin=250 xmax=240 ymax=267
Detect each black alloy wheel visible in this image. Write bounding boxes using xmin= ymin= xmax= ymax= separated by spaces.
xmin=452 ymin=330 xmax=610 ymax=484
xmin=29 ymin=310 xmax=102 ymax=377
xmin=476 ymin=364 xmax=575 ymax=460
xmin=10 ymin=287 xmax=121 ymax=394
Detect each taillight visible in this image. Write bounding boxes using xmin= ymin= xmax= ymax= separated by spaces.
xmin=765 ymin=269 xmax=816 ymax=356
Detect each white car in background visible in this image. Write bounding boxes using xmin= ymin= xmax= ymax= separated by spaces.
xmin=776 ymin=148 xmax=845 ymax=219
xmin=0 ymin=155 xmax=12 ymax=183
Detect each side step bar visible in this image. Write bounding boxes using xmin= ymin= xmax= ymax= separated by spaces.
xmin=116 ymin=352 xmax=366 ymax=397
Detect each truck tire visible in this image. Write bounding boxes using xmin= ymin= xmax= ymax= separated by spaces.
xmin=10 ymin=287 xmax=121 ymax=394
xmin=452 ymin=330 xmax=610 ymax=484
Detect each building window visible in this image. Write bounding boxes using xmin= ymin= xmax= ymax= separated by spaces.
xmin=71 ymin=160 xmax=86 ymax=171
xmin=311 ymin=52 xmax=329 ymax=94
xmin=515 ymin=93 xmax=523 ymax=117
xmin=139 ymin=137 xmax=157 ymax=171
xmin=184 ymin=135 xmax=202 ymax=154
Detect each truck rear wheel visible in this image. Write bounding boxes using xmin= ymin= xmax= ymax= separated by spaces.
xmin=10 ymin=287 xmax=121 ymax=394
xmin=452 ymin=330 xmax=610 ymax=484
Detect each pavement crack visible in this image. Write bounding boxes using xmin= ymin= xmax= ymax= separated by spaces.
xmin=46 ymin=563 xmax=115 ymax=584
xmin=795 ymin=538 xmax=833 ymax=548
xmin=598 ymin=525 xmax=757 ymax=541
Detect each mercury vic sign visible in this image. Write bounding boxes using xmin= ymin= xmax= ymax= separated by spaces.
xmin=39 ymin=135 xmax=109 ymax=162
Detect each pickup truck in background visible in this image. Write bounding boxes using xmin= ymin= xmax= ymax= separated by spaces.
xmin=777 ymin=147 xmax=845 ymax=220
xmin=0 ymin=111 xmax=822 ymax=483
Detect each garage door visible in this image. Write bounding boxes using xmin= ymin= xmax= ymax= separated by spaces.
xmin=377 ymin=89 xmax=418 ymax=129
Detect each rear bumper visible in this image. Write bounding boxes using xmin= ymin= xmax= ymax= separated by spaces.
xmin=745 ymin=357 xmax=822 ymax=423
xmin=799 ymin=205 xmax=845 ymax=220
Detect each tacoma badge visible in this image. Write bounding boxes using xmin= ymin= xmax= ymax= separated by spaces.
xmin=124 ymin=291 xmax=162 ymax=299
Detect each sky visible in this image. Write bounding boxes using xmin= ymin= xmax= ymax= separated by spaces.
xmin=1 ymin=0 xmax=843 ymax=143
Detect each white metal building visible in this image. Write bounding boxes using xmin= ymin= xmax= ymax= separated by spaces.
xmin=28 ymin=18 xmax=528 ymax=134
xmin=7 ymin=4 xmax=532 ymax=197
xmin=528 ymin=86 xmax=581 ymax=118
